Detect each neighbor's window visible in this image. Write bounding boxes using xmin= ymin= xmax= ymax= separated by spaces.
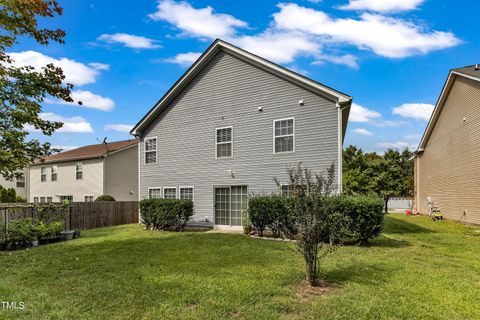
xmin=47 ymin=197 xmax=53 ymax=203
xmin=281 ymin=185 xmax=293 ymax=197
xmin=60 ymin=195 xmax=73 ymax=202
xmin=85 ymin=196 xmax=93 ymax=202
xmin=216 ymin=127 xmax=233 ymax=158
xmin=39 ymin=197 xmax=46 ymax=203
xmin=148 ymin=188 xmax=162 ymax=199
xmin=163 ymin=187 xmax=177 ymax=199
xmin=51 ymin=165 xmax=58 ymax=182
xmin=33 ymin=197 xmax=39 ymax=203
xmin=274 ymin=118 xmax=294 ymax=153
xmin=76 ymin=163 xmax=83 ymax=180
xmin=145 ymin=137 xmax=157 ymax=164
xmin=180 ymin=187 xmax=194 ymax=201
xmin=16 ymin=175 xmax=25 ymax=188
xmin=40 ymin=167 xmax=47 ymax=182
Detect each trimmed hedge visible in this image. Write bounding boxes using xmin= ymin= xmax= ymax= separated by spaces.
xmin=140 ymin=199 xmax=194 ymax=231
xmin=95 ymin=195 xmax=115 ymax=201
xmin=325 ymin=195 xmax=384 ymax=245
xmin=248 ymin=194 xmax=384 ymax=244
xmin=248 ymin=195 xmax=295 ymax=237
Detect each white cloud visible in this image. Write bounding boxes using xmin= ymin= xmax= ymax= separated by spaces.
xmin=312 ymin=54 xmax=359 ymax=69
xmin=47 ymin=90 xmax=115 ymax=111
xmin=52 ymin=145 xmax=79 ymax=152
xmin=8 ymin=51 xmax=106 ymax=86
xmin=104 ymin=124 xmax=134 ymax=133
xmin=352 ymin=128 xmax=373 ymax=136
xmin=392 ymin=103 xmax=434 ymax=121
xmin=165 ymin=52 xmax=201 ymax=65
xmin=273 ymin=3 xmax=460 ymax=58
xmin=233 ymin=32 xmax=319 ymax=64
xmin=148 ymin=0 xmax=247 ymax=39
xmin=98 ymin=33 xmax=161 ymax=49
xmin=339 ymin=0 xmax=424 ymax=13
xmin=403 ymin=133 xmax=422 ymax=140
xmin=88 ymin=62 xmax=110 ymax=70
xmin=350 ymin=103 xmax=382 ymax=122
xmin=26 ymin=113 xmax=94 ymax=133
xmin=377 ymin=141 xmax=417 ymax=150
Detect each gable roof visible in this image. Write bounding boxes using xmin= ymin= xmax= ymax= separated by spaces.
xmin=417 ymin=65 xmax=480 ymax=152
xmin=130 ymin=39 xmax=352 ymax=137
xmin=32 ymin=139 xmax=138 ymax=165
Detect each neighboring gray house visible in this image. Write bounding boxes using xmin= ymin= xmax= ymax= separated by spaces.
xmin=131 ymin=39 xmax=352 ymax=228
xmin=0 ymin=168 xmax=29 ymax=200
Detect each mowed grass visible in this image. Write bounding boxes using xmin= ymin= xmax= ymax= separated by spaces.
xmin=0 ymin=214 xmax=479 ymax=320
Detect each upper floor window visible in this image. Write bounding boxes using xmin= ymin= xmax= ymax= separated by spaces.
xmin=148 ymin=188 xmax=162 ymax=199
xmin=163 ymin=187 xmax=177 ymax=199
xmin=16 ymin=175 xmax=25 ymax=188
xmin=274 ymin=118 xmax=294 ymax=153
xmin=145 ymin=137 xmax=157 ymax=164
xmin=40 ymin=167 xmax=47 ymax=182
xmin=76 ymin=163 xmax=83 ymax=180
xmin=51 ymin=165 xmax=58 ymax=182
xmin=216 ymin=127 xmax=233 ymax=158
xmin=180 ymin=187 xmax=194 ymax=201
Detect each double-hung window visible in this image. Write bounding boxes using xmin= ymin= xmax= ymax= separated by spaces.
xmin=85 ymin=196 xmax=93 ymax=202
xmin=51 ymin=165 xmax=58 ymax=182
xmin=145 ymin=137 xmax=157 ymax=164
xmin=47 ymin=197 xmax=53 ymax=203
xmin=179 ymin=187 xmax=194 ymax=201
xmin=274 ymin=118 xmax=294 ymax=153
xmin=148 ymin=188 xmax=162 ymax=199
xmin=281 ymin=185 xmax=293 ymax=197
xmin=33 ymin=197 xmax=39 ymax=203
xmin=16 ymin=175 xmax=25 ymax=188
xmin=216 ymin=127 xmax=233 ymax=158
xmin=163 ymin=187 xmax=177 ymax=199
xmin=40 ymin=167 xmax=47 ymax=182
xmin=76 ymin=163 xmax=83 ymax=180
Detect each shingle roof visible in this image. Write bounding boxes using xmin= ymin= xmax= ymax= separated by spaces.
xmin=452 ymin=65 xmax=480 ymax=80
xmin=34 ymin=139 xmax=138 ymax=165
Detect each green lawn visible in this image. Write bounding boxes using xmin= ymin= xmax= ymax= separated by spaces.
xmin=1 ymin=214 xmax=479 ymax=320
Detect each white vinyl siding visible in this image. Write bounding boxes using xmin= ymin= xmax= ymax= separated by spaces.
xmin=145 ymin=137 xmax=157 ymax=164
xmin=148 ymin=188 xmax=162 ymax=199
xmin=179 ymin=187 xmax=194 ymax=200
xmin=274 ymin=118 xmax=294 ymax=153
xmin=215 ymin=127 xmax=233 ymax=158
xmin=163 ymin=187 xmax=177 ymax=199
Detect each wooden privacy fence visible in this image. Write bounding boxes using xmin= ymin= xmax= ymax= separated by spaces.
xmin=1 ymin=201 xmax=138 ymax=239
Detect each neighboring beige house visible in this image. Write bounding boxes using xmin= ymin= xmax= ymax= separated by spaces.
xmin=29 ymin=139 xmax=138 ymax=203
xmin=0 ymin=168 xmax=29 ymax=200
xmin=414 ymin=65 xmax=480 ymax=225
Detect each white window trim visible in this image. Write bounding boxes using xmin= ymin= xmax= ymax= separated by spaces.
xmin=144 ymin=136 xmax=158 ymax=165
xmin=147 ymin=187 xmax=162 ymax=199
xmin=273 ymin=117 xmax=295 ymax=154
xmin=40 ymin=166 xmax=47 ymax=183
xmin=163 ymin=186 xmax=178 ymax=199
xmin=215 ymin=126 xmax=233 ymax=159
xmin=51 ymin=165 xmax=58 ymax=182
xmin=179 ymin=186 xmax=195 ymax=201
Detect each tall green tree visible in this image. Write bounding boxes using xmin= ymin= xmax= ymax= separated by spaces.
xmin=343 ymin=145 xmax=414 ymax=213
xmin=0 ymin=0 xmax=73 ymax=180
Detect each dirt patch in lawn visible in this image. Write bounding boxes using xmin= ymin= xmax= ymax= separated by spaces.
xmin=293 ymin=279 xmax=336 ymax=300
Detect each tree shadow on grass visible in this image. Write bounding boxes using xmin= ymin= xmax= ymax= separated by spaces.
xmin=384 ymin=216 xmax=435 ymax=234
xmin=321 ymin=260 xmax=397 ymax=287
xmin=368 ymin=235 xmax=410 ymax=248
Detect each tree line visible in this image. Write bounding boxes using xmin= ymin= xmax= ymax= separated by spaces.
xmin=343 ymin=145 xmax=414 ymax=213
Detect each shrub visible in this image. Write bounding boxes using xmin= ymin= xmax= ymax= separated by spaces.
xmin=248 ymin=196 xmax=276 ymax=236
xmin=44 ymin=221 xmax=65 ymax=238
xmin=95 ymin=195 xmax=115 ymax=201
xmin=7 ymin=218 xmax=46 ymax=242
xmin=0 ymin=186 xmax=16 ymax=203
xmin=140 ymin=199 xmax=194 ymax=231
xmin=325 ymin=195 xmax=384 ymax=245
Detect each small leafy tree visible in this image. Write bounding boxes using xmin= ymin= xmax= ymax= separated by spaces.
xmin=286 ymin=163 xmax=348 ymax=286
xmin=0 ymin=1 xmax=74 ymax=180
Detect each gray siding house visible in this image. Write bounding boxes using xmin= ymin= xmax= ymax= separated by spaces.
xmin=131 ymin=39 xmax=352 ymax=228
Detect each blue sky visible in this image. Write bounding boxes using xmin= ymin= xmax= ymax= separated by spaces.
xmin=13 ymin=0 xmax=480 ymax=152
